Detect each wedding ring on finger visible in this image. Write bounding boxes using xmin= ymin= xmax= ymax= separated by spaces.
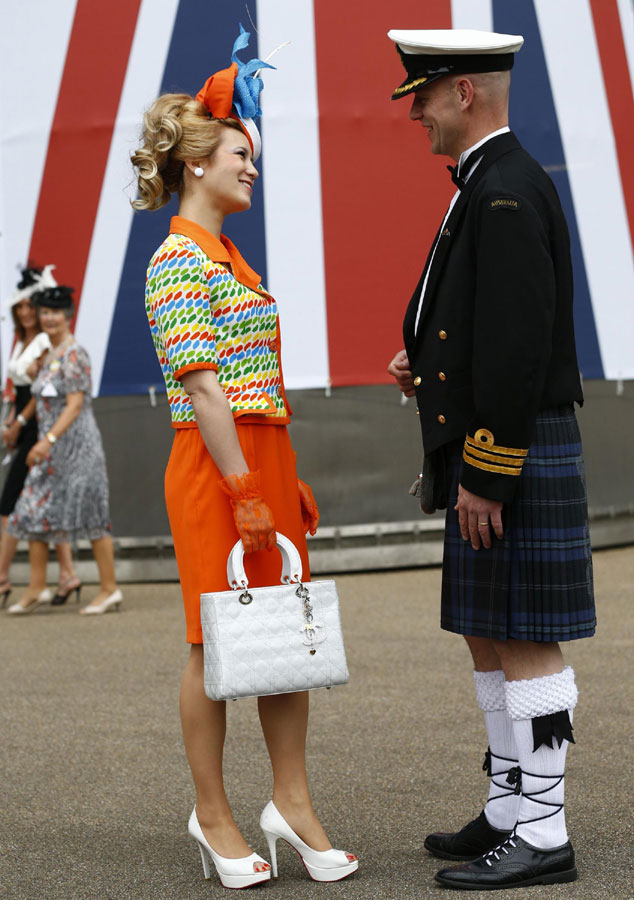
xmin=477 ymin=521 xmax=489 ymax=527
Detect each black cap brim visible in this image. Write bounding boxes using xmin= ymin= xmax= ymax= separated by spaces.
xmin=391 ymin=47 xmax=515 ymax=100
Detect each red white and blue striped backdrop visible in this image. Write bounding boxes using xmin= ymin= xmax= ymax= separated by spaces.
xmin=1 ymin=0 xmax=633 ymax=395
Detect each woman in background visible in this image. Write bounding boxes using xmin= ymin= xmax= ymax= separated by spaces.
xmin=0 ymin=266 xmax=74 ymax=609
xmin=6 ymin=284 xmax=121 ymax=615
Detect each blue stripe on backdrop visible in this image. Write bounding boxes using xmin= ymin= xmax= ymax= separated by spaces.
xmin=493 ymin=0 xmax=605 ymax=380
xmin=100 ymin=0 xmax=267 ymax=395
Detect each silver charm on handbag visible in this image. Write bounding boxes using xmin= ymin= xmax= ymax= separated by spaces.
xmin=296 ymin=583 xmax=324 ymax=654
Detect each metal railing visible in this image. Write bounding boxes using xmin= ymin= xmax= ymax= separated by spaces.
xmin=5 ymin=509 xmax=634 ymax=584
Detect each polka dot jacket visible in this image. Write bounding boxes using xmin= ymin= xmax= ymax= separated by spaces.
xmin=145 ymin=216 xmax=291 ymax=428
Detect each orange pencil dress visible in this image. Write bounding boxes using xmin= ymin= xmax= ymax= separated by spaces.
xmin=145 ymin=216 xmax=310 ymax=644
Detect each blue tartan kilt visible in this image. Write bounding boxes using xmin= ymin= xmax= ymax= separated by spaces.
xmin=440 ymin=405 xmax=596 ymax=642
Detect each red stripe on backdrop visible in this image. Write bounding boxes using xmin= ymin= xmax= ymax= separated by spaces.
xmin=28 ymin=0 xmax=142 ymax=322
xmin=313 ymin=1 xmax=453 ymax=386
xmin=589 ymin=0 xmax=634 ymax=255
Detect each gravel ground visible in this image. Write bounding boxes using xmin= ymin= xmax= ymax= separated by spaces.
xmin=1 ymin=546 xmax=633 ymax=900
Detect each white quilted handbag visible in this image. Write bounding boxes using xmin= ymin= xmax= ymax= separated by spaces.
xmin=201 ymin=533 xmax=350 ymax=701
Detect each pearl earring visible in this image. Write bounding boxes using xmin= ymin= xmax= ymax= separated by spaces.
xmin=194 ymin=166 xmax=204 ymax=178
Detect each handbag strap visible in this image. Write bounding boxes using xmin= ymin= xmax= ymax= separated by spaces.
xmin=226 ymin=532 xmax=303 ymax=588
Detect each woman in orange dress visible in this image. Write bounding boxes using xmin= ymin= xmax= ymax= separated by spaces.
xmin=131 ymin=27 xmax=357 ymax=891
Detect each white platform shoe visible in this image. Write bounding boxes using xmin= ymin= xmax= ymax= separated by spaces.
xmin=260 ymin=801 xmax=358 ymax=882
xmin=188 ymin=807 xmax=271 ymax=890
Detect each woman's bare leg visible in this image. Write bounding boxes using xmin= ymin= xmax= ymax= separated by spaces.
xmin=180 ymin=645 xmax=267 ymax=867
xmin=0 ymin=515 xmax=19 ymax=584
xmin=80 ymin=535 xmax=118 ymax=609
xmin=15 ymin=540 xmax=48 ymax=609
xmin=258 ymin=691 xmax=331 ymax=851
xmin=54 ymin=541 xmax=75 ymax=585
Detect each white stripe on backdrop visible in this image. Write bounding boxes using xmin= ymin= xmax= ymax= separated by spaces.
xmin=616 ymin=0 xmax=634 ymax=95
xmin=75 ymin=0 xmax=181 ymax=392
xmin=0 ymin=0 xmax=77 ymax=375
xmin=256 ymin=0 xmax=330 ymax=389
xmin=535 ymin=0 xmax=634 ymax=380
xmin=451 ymin=0 xmax=494 ymax=31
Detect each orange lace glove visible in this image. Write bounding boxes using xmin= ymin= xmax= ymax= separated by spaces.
xmin=219 ymin=471 xmax=276 ymax=553
xmin=298 ymin=479 xmax=319 ymax=535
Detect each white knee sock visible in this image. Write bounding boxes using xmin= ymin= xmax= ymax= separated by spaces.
xmin=473 ymin=670 xmax=520 ymax=831
xmin=505 ymin=666 xmax=578 ymax=849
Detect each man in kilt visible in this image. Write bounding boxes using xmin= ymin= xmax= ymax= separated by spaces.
xmin=387 ymin=29 xmax=596 ymax=890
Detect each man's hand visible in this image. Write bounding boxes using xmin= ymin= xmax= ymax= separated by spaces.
xmin=387 ymin=349 xmax=415 ymax=397
xmin=455 ymin=484 xmax=504 ymax=550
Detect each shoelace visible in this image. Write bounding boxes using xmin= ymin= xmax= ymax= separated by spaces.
xmin=481 ymin=768 xmax=566 ymax=867
xmin=482 ymin=748 xmax=521 ymax=806
xmin=483 ymin=832 xmax=519 ymax=867
xmin=516 ymin=768 xmax=566 ymax=827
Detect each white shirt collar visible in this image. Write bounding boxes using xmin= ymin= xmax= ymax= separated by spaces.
xmin=458 ymin=126 xmax=510 ymax=180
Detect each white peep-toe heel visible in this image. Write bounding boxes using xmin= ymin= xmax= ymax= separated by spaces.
xmin=188 ymin=807 xmax=271 ymax=889
xmin=260 ymin=801 xmax=358 ymax=883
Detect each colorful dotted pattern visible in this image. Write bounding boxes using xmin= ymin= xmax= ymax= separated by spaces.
xmin=146 ymin=234 xmax=287 ymax=426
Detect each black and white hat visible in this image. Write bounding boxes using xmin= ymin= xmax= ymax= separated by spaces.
xmin=388 ymin=29 xmax=524 ymax=100
xmin=7 ymin=264 xmax=57 ymax=308
xmin=33 ymin=284 xmax=75 ymax=311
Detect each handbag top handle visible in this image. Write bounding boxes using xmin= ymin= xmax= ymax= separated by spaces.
xmin=226 ymin=532 xmax=303 ymax=589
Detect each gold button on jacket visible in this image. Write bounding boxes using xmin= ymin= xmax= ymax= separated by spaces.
xmin=437 ymin=414 xmax=446 ymax=424
xmin=438 ymin=330 xmax=447 ymax=340
xmin=413 ymin=376 xmax=422 ymax=386
xmin=438 ymin=371 xmax=447 ymax=381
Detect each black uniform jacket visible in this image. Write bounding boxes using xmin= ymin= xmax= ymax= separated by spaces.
xmin=403 ymin=132 xmax=583 ymax=503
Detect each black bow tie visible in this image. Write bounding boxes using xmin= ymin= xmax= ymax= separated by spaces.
xmin=447 ymin=152 xmax=478 ymax=190
xmin=447 ymin=164 xmax=465 ymax=189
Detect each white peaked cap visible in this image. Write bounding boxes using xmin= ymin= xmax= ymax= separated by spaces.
xmin=388 ymin=29 xmax=524 ymax=99
xmin=388 ymin=29 xmax=524 ymax=56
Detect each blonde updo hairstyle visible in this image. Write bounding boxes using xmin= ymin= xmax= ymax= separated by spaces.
xmin=131 ymin=93 xmax=243 ymax=211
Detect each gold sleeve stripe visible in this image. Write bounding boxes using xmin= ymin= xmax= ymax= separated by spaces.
xmin=464 ymin=443 xmax=524 ymax=467
xmin=463 ymin=450 xmax=522 ymax=476
xmin=392 ymin=75 xmax=428 ymax=96
xmin=465 ymin=435 xmax=528 ymax=458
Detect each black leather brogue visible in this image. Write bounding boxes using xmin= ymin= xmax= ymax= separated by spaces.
xmin=424 ymin=810 xmax=513 ymax=861
xmin=434 ymin=833 xmax=577 ymax=890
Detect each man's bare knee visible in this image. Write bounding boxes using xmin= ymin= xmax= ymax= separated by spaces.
xmin=463 ymin=635 xmax=502 ymax=671
xmin=492 ymin=639 xmax=564 ymax=681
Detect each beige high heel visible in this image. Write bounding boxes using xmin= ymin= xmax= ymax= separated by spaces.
xmin=79 ymin=589 xmax=123 ymax=615
xmin=7 ymin=588 xmax=52 ymax=615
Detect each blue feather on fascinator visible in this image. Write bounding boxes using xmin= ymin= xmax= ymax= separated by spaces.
xmin=231 ymin=23 xmax=274 ymax=120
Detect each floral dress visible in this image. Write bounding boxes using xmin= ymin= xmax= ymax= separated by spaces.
xmin=7 ymin=342 xmax=111 ymax=543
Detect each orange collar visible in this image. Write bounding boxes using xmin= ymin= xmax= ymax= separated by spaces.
xmin=169 ymin=216 xmax=261 ymax=291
